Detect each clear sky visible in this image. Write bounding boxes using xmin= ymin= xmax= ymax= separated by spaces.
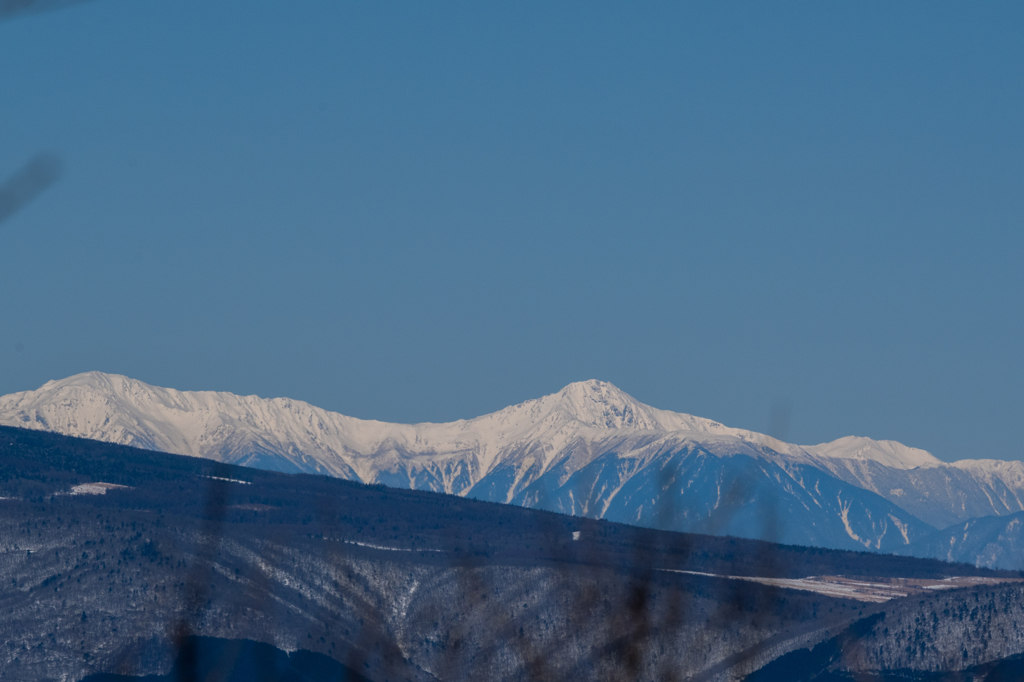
xmin=1 ymin=1 xmax=1022 ymax=461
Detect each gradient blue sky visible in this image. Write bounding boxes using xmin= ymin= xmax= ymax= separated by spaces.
xmin=1 ymin=1 xmax=1022 ymax=461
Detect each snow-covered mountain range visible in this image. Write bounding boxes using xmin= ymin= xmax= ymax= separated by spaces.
xmin=3 ymin=372 xmax=1023 ymax=563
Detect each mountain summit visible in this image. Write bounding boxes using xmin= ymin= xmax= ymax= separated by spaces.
xmin=534 ymin=379 xmax=725 ymax=433
xmin=2 ymin=372 xmax=1023 ymax=560
xmin=544 ymin=379 xmax=666 ymax=430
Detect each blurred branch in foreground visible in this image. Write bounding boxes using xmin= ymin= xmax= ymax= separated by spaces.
xmin=0 ymin=153 xmax=62 ymax=228
xmin=0 ymin=0 xmax=91 ymax=21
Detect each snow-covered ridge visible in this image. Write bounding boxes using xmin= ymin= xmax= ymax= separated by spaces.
xmin=0 ymin=372 xmax=987 ymax=486
xmin=0 ymin=371 xmax=939 ymax=472
xmin=0 ymin=372 xmax=749 ymax=482
xmin=806 ymin=436 xmax=942 ymax=470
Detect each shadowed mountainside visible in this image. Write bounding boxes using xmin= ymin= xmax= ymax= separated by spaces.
xmin=898 ymin=511 xmax=1024 ymax=571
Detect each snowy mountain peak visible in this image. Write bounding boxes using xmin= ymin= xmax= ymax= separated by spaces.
xmin=548 ymin=380 xmax=662 ymax=431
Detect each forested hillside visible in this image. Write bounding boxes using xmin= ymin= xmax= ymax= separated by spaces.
xmin=1 ymin=425 xmax=1021 ymax=681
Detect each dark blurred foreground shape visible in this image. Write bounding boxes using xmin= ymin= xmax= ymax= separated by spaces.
xmin=82 ymin=636 xmax=371 ymax=682
xmin=0 ymin=154 xmax=62 ymax=227
xmin=0 ymin=0 xmax=90 ymax=21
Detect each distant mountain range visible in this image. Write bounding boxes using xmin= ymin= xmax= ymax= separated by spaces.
xmin=3 ymin=372 xmax=1023 ymax=567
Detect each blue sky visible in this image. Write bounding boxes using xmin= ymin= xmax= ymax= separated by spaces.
xmin=1 ymin=1 xmax=1022 ymax=461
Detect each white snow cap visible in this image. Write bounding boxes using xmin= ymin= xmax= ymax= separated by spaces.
xmin=541 ymin=380 xmax=731 ymax=434
xmin=805 ymin=435 xmax=942 ymax=470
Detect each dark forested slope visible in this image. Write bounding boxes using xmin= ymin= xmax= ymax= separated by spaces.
xmin=0 ymin=425 xmax=1020 ymax=682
